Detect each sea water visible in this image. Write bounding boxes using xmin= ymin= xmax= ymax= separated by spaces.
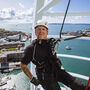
xmin=0 ymin=23 xmax=90 ymax=89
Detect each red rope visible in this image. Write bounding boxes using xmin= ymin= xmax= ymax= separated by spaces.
xmin=86 ymin=77 xmax=90 ymax=90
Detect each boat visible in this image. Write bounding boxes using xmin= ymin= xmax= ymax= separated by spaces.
xmin=0 ymin=80 xmax=7 ymax=87
xmin=65 ymin=46 xmax=71 ymax=50
xmin=0 ymin=68 xmax=14 ymax=73
xmin=0 ymin=76 xmax=11 ymax=87
xmin=0 ymin=38 xmax=7 ymax=44
xmin=0 ymin=84 xmax=16 ymax=90
xmin=0 ymin=76 xmax=16 ymax=90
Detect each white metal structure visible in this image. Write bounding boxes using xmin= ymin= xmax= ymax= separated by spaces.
xmin=31 ymin=0 xmax=90 ymax=90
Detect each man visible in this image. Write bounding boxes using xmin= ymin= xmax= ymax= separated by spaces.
xmin=21 ymin=20 xmax=90 ymax=90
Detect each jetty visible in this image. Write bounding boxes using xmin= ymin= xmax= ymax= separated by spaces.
xmin=62 ymin=28 xmax=90 ymax=37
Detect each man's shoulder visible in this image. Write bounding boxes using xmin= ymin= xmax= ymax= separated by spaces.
xmin=26 ymin=39 xmax=37 ymax=48
xmin=24 ymin=41 xmax=35 ymax=52
xmin=31 ymin=39 xmax=37 ymax=45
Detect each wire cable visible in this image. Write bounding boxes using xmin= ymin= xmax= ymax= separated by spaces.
xmin=59 ymin=0 xmax=71 ymax=40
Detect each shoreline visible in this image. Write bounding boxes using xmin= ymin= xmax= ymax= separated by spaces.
xmin=48 ymin=35 xmax=90 ymax=40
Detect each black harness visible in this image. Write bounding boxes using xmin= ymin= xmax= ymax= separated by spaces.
xmin=31 ymin=38 xmax=57 ymax=69
xmin=31 ymin=38 xmax=62 ymax=83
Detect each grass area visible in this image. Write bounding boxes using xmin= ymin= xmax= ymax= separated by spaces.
xmin=6 ymin=47 xmax=18 ymax=50
xmin=0 ymin=48 xmax=19 ymax=54
xmin=0 ymin=50 xmax=2 ymax=54
xmin=0 ymin=29 xmax=3 ymax=32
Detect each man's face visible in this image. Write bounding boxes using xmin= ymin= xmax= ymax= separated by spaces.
xmin=35 ymin=26 xmax=48 ymax=40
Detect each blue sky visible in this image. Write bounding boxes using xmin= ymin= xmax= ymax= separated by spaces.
xmin=0 ymin=0 xmax=34 ymax=10
xmin=0 ymin=0 xmax=90 ymax=23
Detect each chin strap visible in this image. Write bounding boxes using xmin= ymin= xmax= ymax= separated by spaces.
xmin=39 ymin=39 xmax=42 ymax=44
xmin=86 ymin=77 xmax=90 ymax=90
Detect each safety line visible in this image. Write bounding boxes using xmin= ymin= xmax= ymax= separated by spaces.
xmin=86 ymin=77 xmax=90 ymax=90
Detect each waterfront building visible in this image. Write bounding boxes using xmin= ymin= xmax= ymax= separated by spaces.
xmin=0 ymin=51 xmax=24 ymax=63
xmin=0 ymin=42 xmax=25 ymax=63
xmin=0 ymin=42 xmax=24 ymax=50
xmin=0 ymin=54 xmax=7 ymax=63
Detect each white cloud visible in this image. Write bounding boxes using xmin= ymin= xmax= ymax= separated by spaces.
xmin=0 ymin=8 xmax=15 ymax=19
xmin=65 ymin=16 xmax=90 ymax=24
xmin=42 ymin=16 xmax=90 ymax=24
xmin=74 ymin=16 xmax=83 ymax=20
xmin=15 ymin=8 xmax=33 ymax=17
xmin=0 ymin=7 xmax=34 ymax=23
xmin=27 ymin=8 xmax=34 ymax=15
xmin=18 ymin=3 xmax=25 ymax=8
xmin=0 ymin=7 xmax=90 ymax=24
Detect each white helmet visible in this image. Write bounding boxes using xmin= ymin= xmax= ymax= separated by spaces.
xmin=35 ymin=20 xmax=48 ymax=29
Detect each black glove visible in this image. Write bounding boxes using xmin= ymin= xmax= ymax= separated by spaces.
xmin=30 ymin=77 xmax=40 ymax=86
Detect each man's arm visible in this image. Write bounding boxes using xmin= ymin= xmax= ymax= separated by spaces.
xmin=20 ymin=63 xmax=33 ymax=80
xmin=20 ymin=63 xmax=40 ymax=86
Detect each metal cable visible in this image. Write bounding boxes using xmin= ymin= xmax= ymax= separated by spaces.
xmin=59 ymin=0 xmax=71 ymax=39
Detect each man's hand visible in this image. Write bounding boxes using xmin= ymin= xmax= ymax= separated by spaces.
xmin=31 ymin=77 xmax=40 ymax=86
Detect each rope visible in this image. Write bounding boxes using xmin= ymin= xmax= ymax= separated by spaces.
xmin=59 ymin=0 xmax=71 ymax=39
xmin=85 ymin=77 xmax=90 ymax=90
xmin=55 ymin=0 xmax=71 ymax=52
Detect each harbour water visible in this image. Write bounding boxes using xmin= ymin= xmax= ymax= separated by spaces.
xmin=0 ymin=23 xmax=90 ymax=89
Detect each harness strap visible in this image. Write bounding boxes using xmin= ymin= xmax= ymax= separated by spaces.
xmin=32 ymin=44 xmax=36 ymax=60
xmin=32 ymin=42 xmax=45 ymax=68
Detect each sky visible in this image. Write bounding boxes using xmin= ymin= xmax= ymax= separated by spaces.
xmin=0 ymin=0 xmax=90 ymax=24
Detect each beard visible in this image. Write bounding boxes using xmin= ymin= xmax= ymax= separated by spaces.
xmin=37 ymin=34 xmax=45 ymax=40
